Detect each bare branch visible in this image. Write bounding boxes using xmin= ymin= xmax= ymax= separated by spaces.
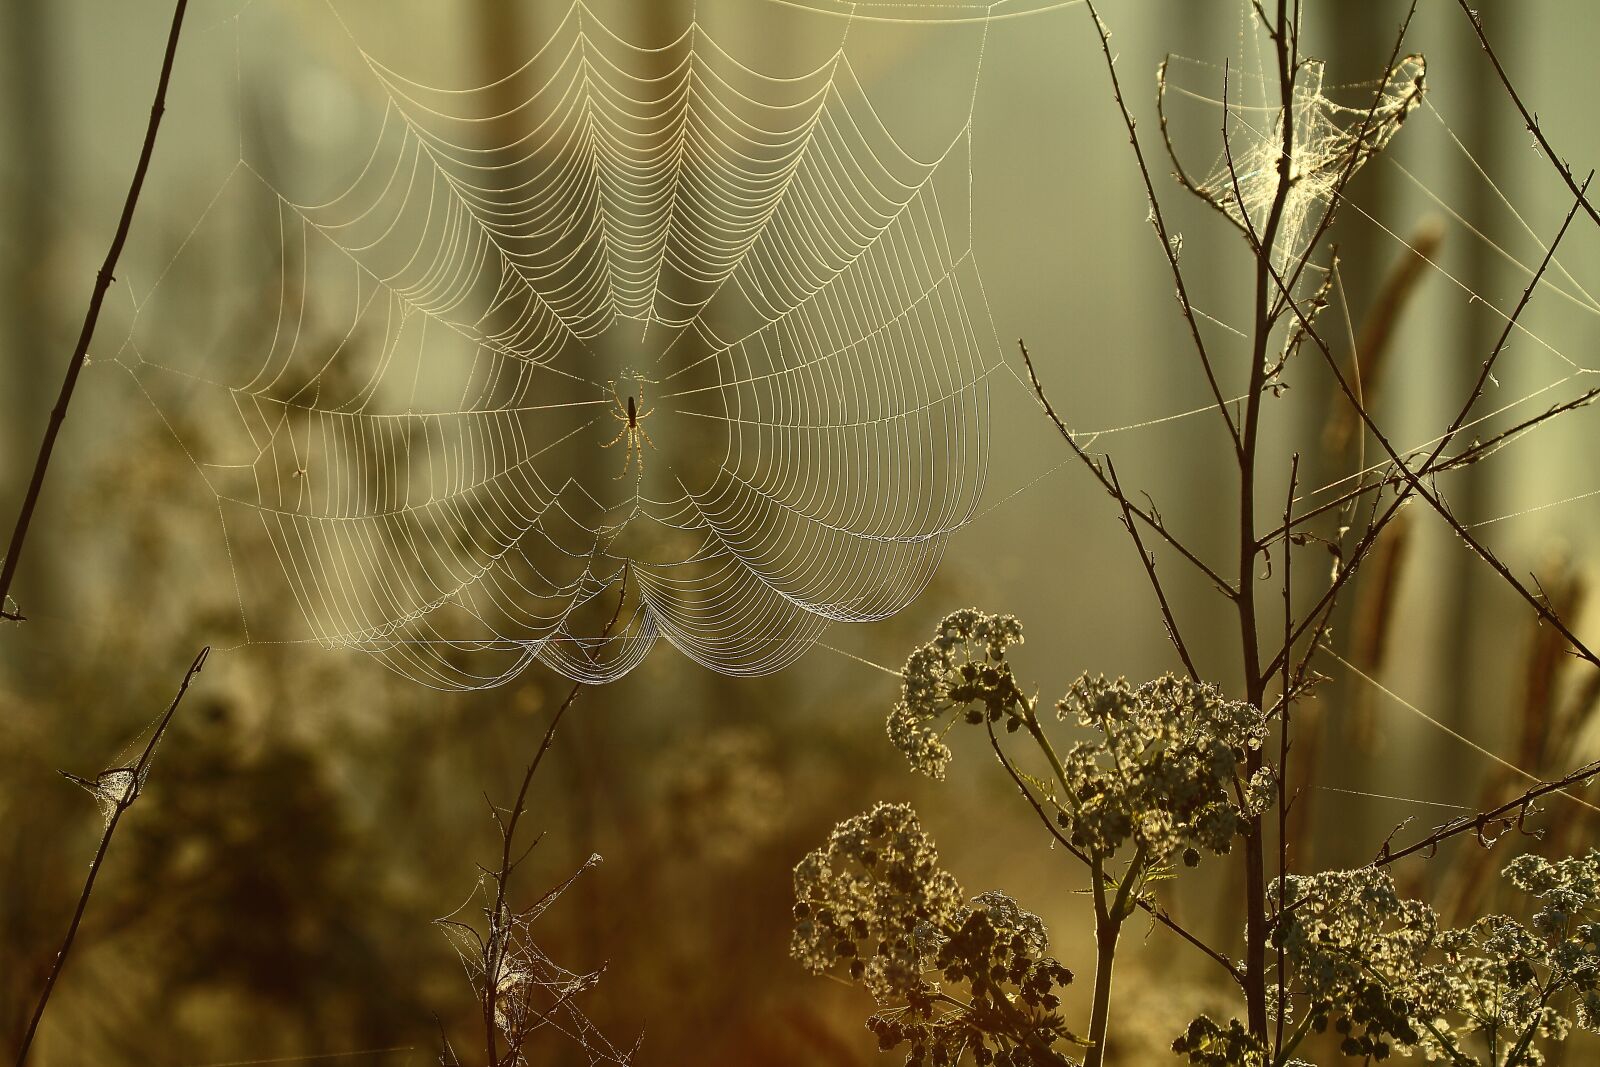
xmin=14 ymin=646 xmax=209 ymax=1067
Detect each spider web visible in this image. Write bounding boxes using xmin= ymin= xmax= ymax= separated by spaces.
xmin=116 ymin=0 xmax=1002 ymax=688
xmin=104 ymin=0 xmax=1600 ymax=704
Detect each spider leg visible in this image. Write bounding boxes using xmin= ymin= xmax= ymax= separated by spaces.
xmin=636 ymin=405 xmax=655 ymax=420
xmin=611 ymin=407 xmax=631 ymax=423
xmin=608 ymin=382 xmax=632 ymax=419
xmin=613 ymin=432 xmax=636 ymax=479
xmin=602 ymin=424 xmax=629 ymax=448
xmin=636 ymin=426 xmax=656 ymax=451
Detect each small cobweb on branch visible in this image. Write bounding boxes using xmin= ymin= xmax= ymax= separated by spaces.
xmin=436 ymin=855 xmax=639 ymax=1066
xmin=1188 ymin=54 xmax=1427 ymax=268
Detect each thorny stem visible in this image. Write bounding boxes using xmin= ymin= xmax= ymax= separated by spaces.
xmin=482 ymin=569 xmax=628 ymax=1067
xmin=1372 ymin=757 xmax=1600 ymax=869
xmin=13 ymin=646 xmax=209 ymax=1067
xmin=0 ymin=0 xmax=190 ymax=620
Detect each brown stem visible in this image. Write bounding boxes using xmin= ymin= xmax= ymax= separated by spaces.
xmin=14 ymin=646 xmax=208 ymax=1067
xmin=1232 ymin=1 xmax=1294 ymax=1039
xmin=0 ymin=0 xmax=190 ymax=618
xmin=1274 ymin=454 xmax=1297 ymax=1063
xmin=982 ymin=721 xmax=1244 ymax=987
xmin=482 ymin=569 xmax=628 ymax=1067
xmin=1083 ymin=909 xmax=1123 ymax=1067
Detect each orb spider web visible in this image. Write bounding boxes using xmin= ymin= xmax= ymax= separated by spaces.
xmin=116 ymin=0 xmax=1003 ymax=688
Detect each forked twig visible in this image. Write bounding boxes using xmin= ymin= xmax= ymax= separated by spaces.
xmin=1017 ymin=339 xmax=1234 ymax=596
xmin=982 ymin=720 xmax=1245 ymax=988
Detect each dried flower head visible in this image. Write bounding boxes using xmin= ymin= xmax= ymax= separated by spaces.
xmin=792 ymin=803 xmax=1074 ymax=1065
xmin=890 ymin=610 xmax=1025 ymax=779
xmin=1053 ymin=674 xmax=1268 ymax=864
xmin=1274 ymin=852 xmax=1600 ymax=1064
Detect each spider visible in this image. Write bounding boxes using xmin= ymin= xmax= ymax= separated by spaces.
xmin=602 ymin=376 xmax=656 ymax=479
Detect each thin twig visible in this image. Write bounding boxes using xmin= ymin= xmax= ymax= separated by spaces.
xmin=1455 ymin=0 xmax=1600 ymax=235
xmin=1106 ymin=457 xmax=1200 ymax=681
xmin=1273 ymin=453 xmax=1297 ymax=1063
xmin=0 ymin=0 xmax=190 ymax=619
xmin=482 ymin=568 xmax=629 ymax=1067
xmin=14 ymin=646 xmax=209 ymax=1067
xmin=1079 ymin=0 xmax=1241 ymax=455
xmin=1018 ymin=339 xmax=1234 ymax=596
xmin=1374 ymin=758 xmax=1600 ymax=869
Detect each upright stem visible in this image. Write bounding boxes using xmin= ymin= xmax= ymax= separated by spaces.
xmin=1083 ymin=853 xmax=1115 ymax=1067
xmin=1084 ymin=911 xmax=1122 ymax=1067
xmin=0 ymin=0 xmax=189 ymax=617
xmin=1085 ymin=843 xmax=1143 ymax=1067
xmin=481 ymin=570 xmax=628 ymax=1067
xmin=1235 ymin=1 xmax=1296 ymax=1041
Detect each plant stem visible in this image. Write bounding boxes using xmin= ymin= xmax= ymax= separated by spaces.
xmin=13 ymin=646 xmax=208 ymax=1067
xmin=1233 ymin=2 xmax=1294 ymax=1041
xmin=1084 ymin=913 xmax=1123 ymax=1067
xmin=482 ymin=570 xmax=628 ymax=1067
xmin=0 ymin=0 xmax=189 ymax=618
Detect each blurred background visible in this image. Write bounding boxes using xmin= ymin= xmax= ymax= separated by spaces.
xmin=4 ymin=1 xmax=1600 ymax=1063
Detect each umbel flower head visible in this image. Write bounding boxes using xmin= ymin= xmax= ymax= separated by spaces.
xmin=891 ymin=611 xmax=1269 ymax=869
xmin=792 ymin=802 xmax=1075 ymax=1065
xmin=890 ymin=609 xmax=1026 ymax=780
xmin=1269 ymin=866 xmax=1435 ymax=1060
xmin=1053 ymin=673 xmax=1270 ymax=865
xmin=1421 ymin=850 xmax=1600 ymax=1061
xmin=1271 ymin=851 xmax=1600 ymax=1064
